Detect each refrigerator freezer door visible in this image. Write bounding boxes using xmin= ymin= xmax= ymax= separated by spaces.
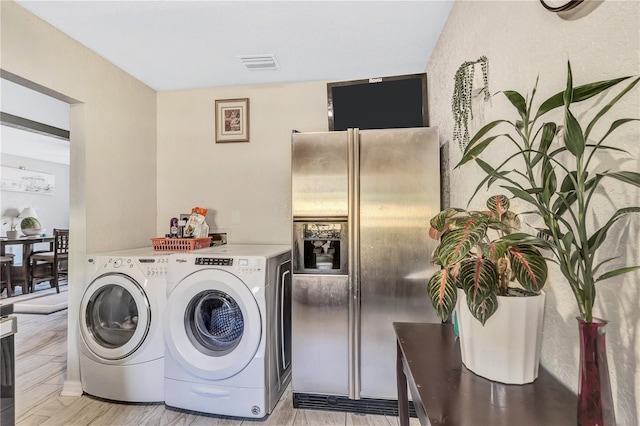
xmin=291 ymin=274 xmax=349 ymax=396
xmin=292 ymin=131 xmax=349 ymax=218
xmin=358 ymin=127 xmax=442 ymax=399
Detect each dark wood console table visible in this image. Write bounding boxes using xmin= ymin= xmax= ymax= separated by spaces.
xmin=394 ymin=322 xmax=577 ymax=426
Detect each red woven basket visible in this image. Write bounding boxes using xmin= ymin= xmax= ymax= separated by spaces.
xmin=151 ymin=237 xmax=211 ymax=252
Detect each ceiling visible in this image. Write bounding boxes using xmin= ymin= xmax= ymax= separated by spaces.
xmin=2 ymin=1 xmax=454 ymax=165
xmin=14 ymin=0 xmax=455 ymax=91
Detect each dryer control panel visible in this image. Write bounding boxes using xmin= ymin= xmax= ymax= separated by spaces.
xmin=137 ymin=258 xmax=169 ymax=278
xmin=92 ymin=256 xmax=169 ymax=278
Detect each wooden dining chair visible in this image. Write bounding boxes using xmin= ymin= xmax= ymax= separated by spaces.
xmin=0 ymin=254 xmax=15 ymax=297
xmin=29 ymin=228 xmax=69 ymax=293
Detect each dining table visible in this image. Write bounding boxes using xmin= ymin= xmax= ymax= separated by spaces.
xmin=0 ymin=235 xmax=54 ymax=293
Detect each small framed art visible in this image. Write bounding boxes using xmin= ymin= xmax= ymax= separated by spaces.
xmin=215 ymin=98 xmax=250 ymax=143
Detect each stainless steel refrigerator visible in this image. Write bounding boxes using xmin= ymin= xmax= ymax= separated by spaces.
xmin=291 ymin=127 xmax=441 ymax=413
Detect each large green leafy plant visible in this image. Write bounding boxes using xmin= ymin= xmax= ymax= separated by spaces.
xmin=457 ymin=62 xmax=640 ymax=323
xmin=428 ymin=194 xmax=548 ymax=325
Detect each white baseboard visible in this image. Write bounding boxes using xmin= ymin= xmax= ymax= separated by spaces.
xmin=61 ymin=380 xmax=83 ymax=397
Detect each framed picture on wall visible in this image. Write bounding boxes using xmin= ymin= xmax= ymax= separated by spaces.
xmin=0 ymin=166 xmax=55 ymax=195
xmin=215 ymin=98 xmax=250 ymax=143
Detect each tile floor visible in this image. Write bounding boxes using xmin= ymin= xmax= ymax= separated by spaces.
xmin=11 ymin=309 xmax=418 ymax=425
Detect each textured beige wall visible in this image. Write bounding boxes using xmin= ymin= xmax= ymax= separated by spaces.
xmin=157 ymin=82 xmax=327 ymax=243
xmin=1 ymin=1 xmax=158 ymax=251
xmin=427 ymin=1 xmax=640 ymax=423
xmin=1 ymin=1 xmax=157 ymax=394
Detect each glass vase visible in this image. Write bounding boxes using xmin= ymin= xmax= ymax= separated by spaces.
xmin=577 ymin=317 xmax=615 ymax=426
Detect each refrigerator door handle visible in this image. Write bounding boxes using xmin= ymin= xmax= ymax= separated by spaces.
xmin=347 ymin=128 xmax=361 ymax=400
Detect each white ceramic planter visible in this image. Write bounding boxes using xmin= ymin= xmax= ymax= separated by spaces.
xmin=456 ymin=288 xmax=546 ymax=384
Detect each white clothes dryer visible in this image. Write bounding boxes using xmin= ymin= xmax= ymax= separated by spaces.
xmin=164 ymin=244 xmax=292 ymax=419
xmin=79 ymin=247 xmax=172 ymax=403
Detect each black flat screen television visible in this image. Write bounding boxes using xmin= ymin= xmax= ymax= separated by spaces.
xmin=327 ymin=73 xmax=428 ymax=131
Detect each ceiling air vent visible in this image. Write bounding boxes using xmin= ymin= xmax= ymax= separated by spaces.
xmin=238 ymin=54 xmax=279 ymax=70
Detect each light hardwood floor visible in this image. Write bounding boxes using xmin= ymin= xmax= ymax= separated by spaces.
xmin=13 ymin=310 xmax=417 ymax=426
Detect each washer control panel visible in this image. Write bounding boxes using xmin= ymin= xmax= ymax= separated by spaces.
xmin=193 ymin=256 xmax=264 ymax=273
xmin=236 ymin=258 xmax=263 ymax=273
xmin=195 ymin=257 xmax=233 ymax=266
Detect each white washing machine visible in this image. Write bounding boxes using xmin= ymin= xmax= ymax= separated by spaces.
xmin=79 ymin=247 xmax=172 ymax=403
xmin=164 ymin=244 xmax=292 ymax=419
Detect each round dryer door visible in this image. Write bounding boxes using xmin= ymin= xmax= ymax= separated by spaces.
xmin=80 ymin=273 xmax=151 ymax=360
xmin=164 ymin=269 xmax=261 ymax=380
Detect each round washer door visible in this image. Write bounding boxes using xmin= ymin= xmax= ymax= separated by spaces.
xmin=164 ymin=269 xmax=261 ymax=380
xmin=79 ymin=273 xmax=151 ymax=361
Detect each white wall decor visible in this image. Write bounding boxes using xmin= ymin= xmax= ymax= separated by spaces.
xmin=0 ymin=165 xmax=55 ymax=195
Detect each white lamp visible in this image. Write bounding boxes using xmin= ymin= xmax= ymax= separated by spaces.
xmin=19 ymin=207 xmax=38 ymax=219
xmin=19 ymin=207 xmax=42 ymax=236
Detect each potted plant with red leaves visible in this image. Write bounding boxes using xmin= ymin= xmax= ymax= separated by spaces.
xmin=456 ymin=62 xmax=640 ymax=424
xmin=428 ymin=194 xmax=548 ymax=384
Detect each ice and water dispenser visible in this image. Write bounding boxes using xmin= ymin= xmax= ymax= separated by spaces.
xmin=293 ymin=221 xmax=348 ymax=274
